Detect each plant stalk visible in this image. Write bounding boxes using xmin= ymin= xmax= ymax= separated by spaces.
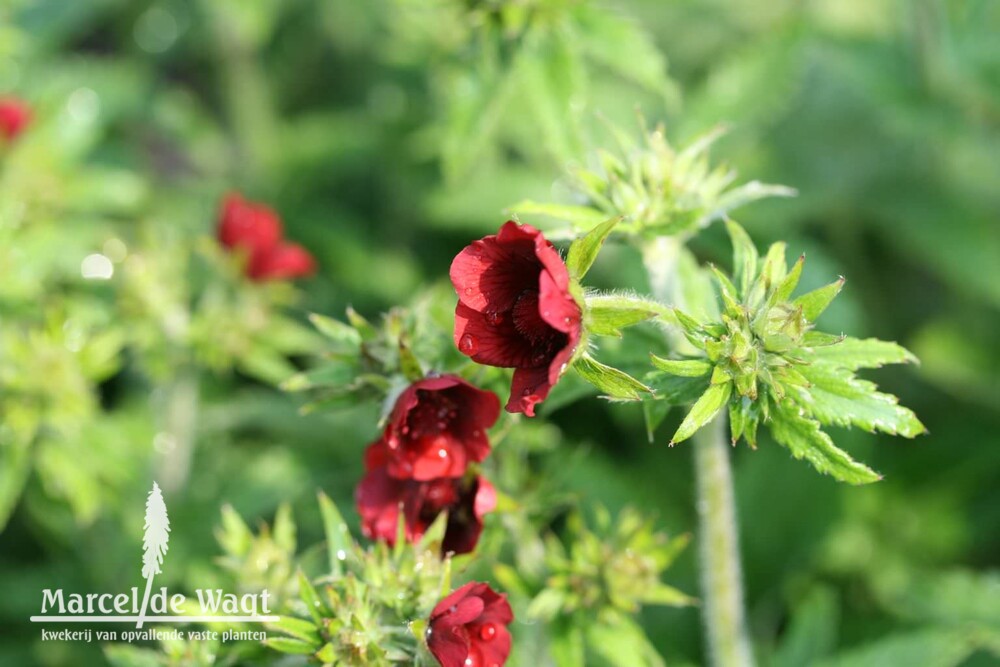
xmin=693 ymin=415 xmax=753 ymax=667
xmin=642 ymin=236 xmax=753 ymax=667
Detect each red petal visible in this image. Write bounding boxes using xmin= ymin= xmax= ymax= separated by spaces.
xmin=506 ymin=366 xmax=552 ymax=416
xmin=450 ymin=221 xmax=541 ymax=313
xmin=427 ymin=626 xmax=470 ymax=667
xmin=455 ymin=303 xmax=540 ymax=368
xmin=248 ymin=243 xmax=316 ymax=281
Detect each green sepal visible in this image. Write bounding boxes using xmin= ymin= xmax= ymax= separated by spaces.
xmin=669 ymin=381 xmax=732 ymax=445
xmin=772 ymin=254 xmax=804 ymax=304
xmin=566 ymin=216 xmax=622 ymax=279
xmin=649 ymin=354 xmax=712 ymax=377
xmin=793 ymin=277 xmax=845 ymax=322
xmin=318 ymin=492 xmax=352 ymax=578
xmin=575 ymin=354 xmax=652 ymax=401
xmin=725 ymin=219 xmax=759 ymax=297
xmin=585 ymin=293 xmax=666 ymax=337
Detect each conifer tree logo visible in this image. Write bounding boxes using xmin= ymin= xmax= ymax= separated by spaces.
xmin=136 ymin=481 xmax=170 ymax=628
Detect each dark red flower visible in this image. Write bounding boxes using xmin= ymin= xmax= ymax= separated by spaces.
xmin=217 ymin=193 xmax=283 ymax=256
xmin=427 ymin=581 xmax=513 ymax=667
xmin=450 ymin=221 xmax=582 ymax=416
xmin=247 ymin=242 xmax=316 ymax=281
xmin=377 ymin=375 xmax=499 ymax=481
xmin=0 ymin=97 xmax=32 ymax=141
xmin=216 ymin=193 xmax=316 ymax=281
xmin=355 ymin=439 xmax=496 ymax=555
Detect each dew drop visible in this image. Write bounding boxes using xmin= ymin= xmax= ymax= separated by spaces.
xmin=459 ymin=334 xmax=479 ymax=354
xmin=485 ymin=311 xmax=503 ymax=326
xmin=464 ymin=653 xmax=481 ymax=667
xmin=437 ymin=448 xmax=449 ymax=459
xmin=464 ymin=287 xmax=474 ymax=296
xmin=479 ymin=623 xmax=497 ymax=641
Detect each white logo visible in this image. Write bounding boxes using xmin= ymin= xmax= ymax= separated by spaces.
xmin=30 ymin=481 xmax=278 ymax=641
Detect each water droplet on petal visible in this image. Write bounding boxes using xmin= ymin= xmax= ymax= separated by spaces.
xmin=485 ymin=311 xmax=503 ymax=326
xmin=437 ymin=448 xmax=449 ymax=459
xmin=459 ymin=334 xmax=479 ymax=354
xmin=479 ymin=623 xmax=497 ymax=641
xmin=464 ymin=287 xmax=474 ymax=296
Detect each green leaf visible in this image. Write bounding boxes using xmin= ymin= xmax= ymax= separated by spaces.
xmin=575 ymin=354 xmax=651 ymax=401
xmin=773 ymin=253 xmax=804 ymax=303
xmin=566 ymin=216 xmax=622 ymax=279
xmin=264 ymin=638 xmax=316 ymax=655
xmin=585 ymin=293 xmax=668 ymax=336
xmin=266 ymin=616 xmax=320 ymax=645
xmin=794 ymin=277 xmax=845 ymax=322
xmin=793 ymin=362 xmax=926 ymax=438
xmin=297 ymin=570 xmax=326 ymax=624
xmin=725 ymin=219 xmax=758 ymax=296
xmin=669 ymin=381 xmax=732 ymax=445
xmin=649 ymin=354 xmax=712 ymax=377
xmin=768 ymin=399 xmax=881 ymax=484
xmin=760 ymin=242 xmax=788 ymax=291
xmin=814 ymin=627 xmax=999 ymax=667
xmin=804 ymin=336 xmax=918 ymax=370
xmin=345 ymin=306 xmax=378 ymax=341
xmin=641 ymin=583 xmax=696 ymax=607
xmin=308 ymin=312 xmax=361 ymax=350
xmin=644 ymin=373 xmax=712 ymax=406
xmin=318 ymin=492 xmax=352 ymax=577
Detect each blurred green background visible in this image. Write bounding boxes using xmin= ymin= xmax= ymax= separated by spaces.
xmin=1 ymin=0 xmax=998 ymax=665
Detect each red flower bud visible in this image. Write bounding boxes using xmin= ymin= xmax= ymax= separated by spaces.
xmin=450 ymin=221 xmax=582 ymax=416
xmin=427 ymin=582 xmax=513 ymax=667
xmin=355 ymin=440 xmax=496 ymax=555
xmin=0 ymin=97 xmax=32 ymax=142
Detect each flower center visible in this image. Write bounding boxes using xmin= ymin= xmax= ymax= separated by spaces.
xmin=512 ymin=290 xmax=554 ymax=341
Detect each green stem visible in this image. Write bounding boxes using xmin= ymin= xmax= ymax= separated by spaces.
xmin=694 ymin=415 xmax=753 ymax=667
xmin=154 ymin=365 xmax=200 ymax=493
xmin=642 ymin=236 xmax=753 ymax=667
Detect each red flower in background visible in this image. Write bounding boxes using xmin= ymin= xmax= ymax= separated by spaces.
xmin=216 ymin=193 xmax=315 ymax=281
xmin=379 ymin=375 xmax=500 ymax=481
xmin=0 ymin=97 xmax=32 ymax=141
xmin=356 ymin=440 xmax=496 ymax=555
xmin=450 ymin=221 xmax=582 ymax=416
xmin=427 ymin=582 xmax=513 ymax=667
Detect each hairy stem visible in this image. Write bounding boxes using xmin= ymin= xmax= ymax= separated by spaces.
xmin=642 ymin=236 xmax=753 ymax=666
xmin=694 ymin=415 xmax=753 ymax=667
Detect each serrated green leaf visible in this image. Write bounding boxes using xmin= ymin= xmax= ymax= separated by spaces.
xmin=566 ymin=216 xmax=622 ymax=279
xmin=793 ymin=363 xmax=926 ymax=437
xmin=725 ymin=219 xmax=758 ymax=296
xmin=575 ymin=355 xmax=651 ymax=400
xmin=585 ymin=294 xmax=667 ymax=336
xmin=645 ymin=373 xmax=712 ymax=406
xmin=318 ymin=492 xmax=352 ymax=577
xmin=650 ymin=354 xmax=712 ymax=377
xmin=768 ymin=399 xmax=881 ymax=484
xmin=794 ymin=277 xmax=845 ymax=321
xmin=805 ymin=337 xmax=918 ymax=369
xmin=670 ymin=381 xmax=732 ymax=445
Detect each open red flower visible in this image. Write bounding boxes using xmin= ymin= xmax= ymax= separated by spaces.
xmin=216 ymin=193 xmax=316 ymax=282
xmin=427 ymin=582 xmax=513 ymax=667
xmin=0 ymin=97 xmax=32 ymax=141
xmin=355 ymin=439 xmax=496 ymax=555
xmin=450 ymin=221 xmax=582 ymax=416
xmin=377 ymin=375 xmax=499 ymax=481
